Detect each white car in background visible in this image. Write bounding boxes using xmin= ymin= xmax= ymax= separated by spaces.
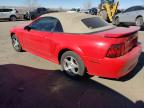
xmin=79 ymin=9 xmax=89 ymax=14
xmin=114 ymin=5 xmax=144 ymax=27
xmin=0 ymin=8 xmax=20 ymax=21
xmin=67 ymin=10 xmax=77 ymax=13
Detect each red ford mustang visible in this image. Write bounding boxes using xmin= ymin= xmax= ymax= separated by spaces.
xmin=10 ymin=12 xmax=142 ymax=78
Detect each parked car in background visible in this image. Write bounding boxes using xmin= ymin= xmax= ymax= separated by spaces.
xmin=69 ymin=8 xmax=80 ymax=12
xmin=10 ymin=12 xmax=142 ymax=79
xmin=114 ymin=6 xmax=144 ymax=26
xmin=79 ymin=9 xmax=90 ymax=14
xmin=76 ymin=8 xmax=80 ymax=12
xmin=67 ymin=8 xmax=78 ymax=13
xmin=0 ymin=8 xmax=20 ymax=21
xmin=89 ymin=8 xmax=98 ymax=15
xmin=24 ymin=7 xmax=48 ymax=20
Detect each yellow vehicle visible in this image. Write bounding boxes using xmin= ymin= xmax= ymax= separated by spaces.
xmin=98 ymin=0 xmax=120 ymax=22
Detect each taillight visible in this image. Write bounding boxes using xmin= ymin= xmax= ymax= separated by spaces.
xmin=106 ymin=43 xmax=125 ymax=58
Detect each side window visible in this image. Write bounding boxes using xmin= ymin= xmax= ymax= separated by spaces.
xmin=37 ymin=8 xmax=42 ymax=12
xmin=30 ymin=17 xmax=63 ymax=32
xmin=8 ymin=9 xmax=13 ymax=12
xmin=140 ymin=6 xmax=144 ymax=10
xmin=2 ymin=9 xmax=7 ymax=12
xmin=0 ymin=9 xmax=3 ymax=12
xmin=38 ymin=8 xmax=47 ymax=12
xmin=41 ymin=8 xmax=47 ymax=11
xmin=2 ymin=9 xmax=12 ymax=12
xmin=54 ymin=21 xmax=63 ymax=32
xmin=124 ymin=7 xmax=135 ymax=13
xmin=134 ymin=6 xmax=144 ymax=11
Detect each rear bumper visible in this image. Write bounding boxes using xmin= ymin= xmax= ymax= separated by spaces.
xmin=85 ymin=44 xmax=142 ymax=78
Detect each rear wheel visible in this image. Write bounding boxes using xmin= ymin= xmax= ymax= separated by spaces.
xmin=60 ymin=51 xmax=86 ymax=78
xmin=10 ymin=16 xmax=17 ymax=21
xmin=135 ymin=17 xmax=143 ymax=26
xmin=11 ymin=35 xmax=23 ymax=52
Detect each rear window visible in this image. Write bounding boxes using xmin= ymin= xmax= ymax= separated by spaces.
xmin=82 ymin=17 xmax=109 ymax=29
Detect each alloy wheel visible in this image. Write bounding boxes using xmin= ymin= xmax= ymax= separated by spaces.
xmin=12 ymin=37 xmax=20 ymax=50
xmin=63 ymin=56 xmax=79 ymax=75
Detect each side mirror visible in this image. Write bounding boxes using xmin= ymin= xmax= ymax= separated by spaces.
xmin=24 ymin=26 xmax=31 ymax=31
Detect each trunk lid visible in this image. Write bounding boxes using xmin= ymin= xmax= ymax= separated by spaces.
xmin=94 ymin=26 xmax=140 ymax=58
xmin=96 ymin=26 xmax=140 ymax=38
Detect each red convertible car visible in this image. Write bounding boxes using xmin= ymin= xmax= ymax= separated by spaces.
xmin=10 ymin=12 xmax=142 ymax=78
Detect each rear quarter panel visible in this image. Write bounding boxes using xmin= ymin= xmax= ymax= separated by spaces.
xmin=51 ymin=33 xmax=117 ymax=63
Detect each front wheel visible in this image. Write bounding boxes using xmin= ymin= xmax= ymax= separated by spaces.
xmin=61 ymin=51 xmax=86 ymax=78
xmin=135 ymin=17 xmax=143 ymax=26
xmin=11 ymin=35 xmax=23 ymax=52
xmin=114 ymin=17 xmax=120 ymax=26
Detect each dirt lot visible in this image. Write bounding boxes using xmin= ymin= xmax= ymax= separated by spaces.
xmin=0 ymin=21 xmax=144 ymax=108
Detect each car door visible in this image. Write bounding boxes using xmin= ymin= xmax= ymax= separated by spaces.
xmin=119 ymin=7 xmax=135 ymax=23
xmin=0 ymin=9 xmax=4 ymax=18
xmin=2 ymin=9 xmax=10 ymax=18
xmin=23 ymin=17 xmax=63 ymax=59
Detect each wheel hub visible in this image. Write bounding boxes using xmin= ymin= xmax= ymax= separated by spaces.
xmin=63 ymin=56 xmax=79 ymax=74
xmin=12 ymin=38 xmax=19 ymax=49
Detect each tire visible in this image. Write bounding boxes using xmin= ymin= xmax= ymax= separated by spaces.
xmin=60 ymin=51 xmax=86 ymax=78
xmin=11 ymin=35 xmax=23 ymax=52
xmin=10 ymin=15 xmax=17 ymax=21
xmin=99 ymin=10 xmax=108 ymax=21
xmin=114 ymin=17 xmax=120 ymax=26
xmin=135 ymin=17 xmax=143 ymax=26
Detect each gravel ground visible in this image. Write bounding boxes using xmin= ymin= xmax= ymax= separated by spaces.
xmin=0 ymin=21 xmax=144 ymax=108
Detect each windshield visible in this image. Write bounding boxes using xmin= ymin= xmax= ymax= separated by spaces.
xmin=82 ymin=17 xmax=109 ymax=29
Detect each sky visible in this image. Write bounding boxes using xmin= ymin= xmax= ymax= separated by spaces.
xmin=0 ymin=0 xmax=143 ymax=9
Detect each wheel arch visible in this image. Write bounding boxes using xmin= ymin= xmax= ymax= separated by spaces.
xmin=58 ymin=49 xmax=71 ymax=63
xmin=11 ymin=32 xmax=15 ymax=37
xmin=136 ymin=15 xmax=143 ymax=20
xmin=10 ymin=32 xmax=24 ymax=49
xmin=135 ymin=15 xmax=143 ymax=26
xmin=135 ymin=15 xmax=143 ymax=22
xmin=10 ymin=15 xmax=17 ymax=18
xmin=57 ymin=47 xmax=85 ymax=64
xmin=114 ymin=15 xmax=119 ymax=21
